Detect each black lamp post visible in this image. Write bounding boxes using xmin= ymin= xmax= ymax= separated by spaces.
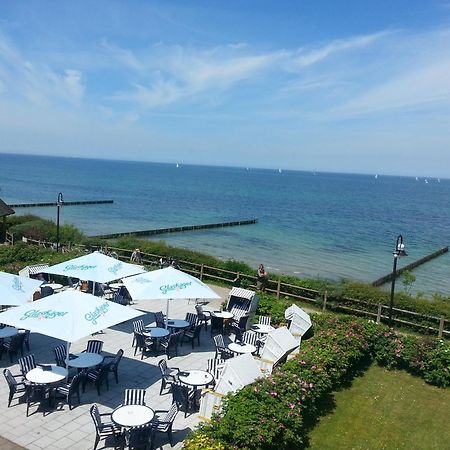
xmin=56 ymin=192 xmax=64 ymax=252
xmin=388 ymin=235 xmax=407 ymax=325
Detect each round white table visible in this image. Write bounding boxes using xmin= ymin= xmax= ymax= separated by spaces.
xmin=228 ymin=342 xmax=257 ymax=354
xmin=0 ymin=327 xmax=18 ymax=339
xmin=68 ymin=352 xmax=103 ymax=369
xmin=210 ymin=311 xmax=234 ymax=319
xmin=41 ymin=283 xmax=64 ymax=291
xmin=112 ymin=404 xmax=155 ymax=428
xmin=178 ymin=370 xmax=214 ymax=387
xmin=167 ymin=319 xmax=190 ymax=330
xmin=26 ymin=365 xmax=68 ymax=384
xmin=143 ymin=327 xmax=170 ymax=338
xmin=251 ymin=324 xmax=275 ymax=334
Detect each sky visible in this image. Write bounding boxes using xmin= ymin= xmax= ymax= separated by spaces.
xmin=0 ymin=0 xmax=449 ymax=176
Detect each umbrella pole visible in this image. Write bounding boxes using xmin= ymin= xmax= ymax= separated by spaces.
xmin=65 ymin=341 xmax=70 ymax=379
xmin=165 ymin=299 xmax=170 ymax=329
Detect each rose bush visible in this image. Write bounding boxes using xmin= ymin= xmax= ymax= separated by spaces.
xmin=184 ymin=315 xmax=450 ymax=449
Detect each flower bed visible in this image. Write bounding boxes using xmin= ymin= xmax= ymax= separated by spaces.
xmin=184 ymin=315 xmax=450 ymax=449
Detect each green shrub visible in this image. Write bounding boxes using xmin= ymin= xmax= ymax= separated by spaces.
xmin=193 ymin=315 xmax=376 ymax=449
xmin=6 ymin=215 xmax=85 ymax=246
xmin=9 ymin=219 xmax=55 ymax=241
xmin=188 ymin=315 xmax=450 ymax=449
xmin=0 ymin=242 xmax=80 ymax=274
xmin=256 ymin=293 xmax=290 ymax=325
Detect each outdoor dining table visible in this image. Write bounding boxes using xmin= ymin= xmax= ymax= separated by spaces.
xmin=143 ymin=327 xmax=170 ymax=338
xmin=228 ymin=342 xmax=257 ymax=355
xmin=210 ymin=310 xmax=234 ymax=334
xmin=112 ymin=404 xmax=155 ymax=428
xmin=210 ymin=311 xmax=234 ymax=319
xmin=178 ymin=369 xmax=214 ymax=406
xmin=166 ymin=319 xmax=190 ymax=330
xmin=26 ymin=365 xmax=68 ymax=384
xmin=251 ymin=324 xmax=275 ymax=334
xmin=41 ymin=283 xmax=64 ymax=291
xmin=178 ymin=369 xmax=214 ymax=388
xmin=68 ymin=352 xmax=103 ymax=369
xmin=0 ymin=326 xmax=18 ymax=339
xmin=143 ymin=327 xmax=170 ymax=354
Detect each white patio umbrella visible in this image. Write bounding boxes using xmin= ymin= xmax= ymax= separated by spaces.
xmin=0 ymin=271 xmax=43 ymax=306
xmin=122 ymin=266 xmax=221 ymax=325
xmin=0 ymin=290 xmax=144 ymax=364
xmin=43 ymin=251 xmax=146 ymax=292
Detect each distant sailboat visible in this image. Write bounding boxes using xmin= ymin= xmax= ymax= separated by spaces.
xmin=176 ymin=163 xmax=179 ymax=168
xmin=438 ymin=178 xmax=441 ymax=183
xmin=278 ymin=169 xmax=282 ymax=174
xmin=374 ymin=174 xmax=378 ymax=179
xmin=415 ymin=177 xmax=419 ymax=181
xmin=424 ymin=179 xmax=429 ymax=184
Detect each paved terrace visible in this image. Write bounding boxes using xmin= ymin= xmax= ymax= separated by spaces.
xmin=0 ymin=285 xmax=229 ymax=450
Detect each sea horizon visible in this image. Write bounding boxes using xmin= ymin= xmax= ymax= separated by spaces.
xmin=1 ymin=151 xmax=447 ymax=181
xmin=1 ymin=152 xmax=449 ymax=297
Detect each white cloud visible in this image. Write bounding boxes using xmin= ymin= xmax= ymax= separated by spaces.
xmin=329 ymin=60 xmax=450 ymax=118
xmin=288 ymin=31 xmax=390 ymax=70
xmin=101 ymin=38 xmax=144 ymax=71
xmin=110 ymin=46 xmax=287 ymax=108
xmin=323 ymin=30 xmax=450 ymax=119
xmin=0 ymin=33 xmax=85 ymax=107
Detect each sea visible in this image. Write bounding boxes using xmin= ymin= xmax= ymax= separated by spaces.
xmin=1 ymin=153 xmax=450 ymax=297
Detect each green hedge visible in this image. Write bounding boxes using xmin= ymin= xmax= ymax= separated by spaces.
xmin=0 ymin=242 xmax=81 ymax=274
xmin=7 ymin=215 xmax=84 ymax=245
xmin=184 ymin=315 xmax=450 ymax=450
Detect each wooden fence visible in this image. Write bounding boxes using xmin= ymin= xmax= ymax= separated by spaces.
xmin=18 ymin=237 xmax=450 ymax=339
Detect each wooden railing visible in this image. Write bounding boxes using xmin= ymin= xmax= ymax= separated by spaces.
xmin=17 ymin=236 xmax=450 ymax=338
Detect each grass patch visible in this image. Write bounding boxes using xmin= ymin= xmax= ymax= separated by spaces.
xmin=307 ymin=364 xmax=450 ymax=450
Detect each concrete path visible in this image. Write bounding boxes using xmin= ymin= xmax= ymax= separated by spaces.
xmin=0 ymin=284 xmax=230 ymax=450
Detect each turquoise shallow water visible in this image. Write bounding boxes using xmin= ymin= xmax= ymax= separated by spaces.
xmin=1 ymin=153 xmax=449 ymax=296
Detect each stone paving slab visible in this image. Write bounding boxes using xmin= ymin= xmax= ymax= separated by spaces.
xmin=0 ymin=285 xmax=231 ymax=450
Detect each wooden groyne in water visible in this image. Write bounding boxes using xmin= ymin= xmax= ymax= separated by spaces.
xmin=372 ymin=246 xmax=449 ymax=287
xmin=9 ymin=200 xmax=114 ymax=208
xmin=93 ymin=219 xmax=258 ymax=239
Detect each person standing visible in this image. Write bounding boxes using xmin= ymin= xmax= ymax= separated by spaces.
xmin=130 ymin=248 xmax=142 ymax=263
xmin=256 ymin=264 xmax=268 ymax=291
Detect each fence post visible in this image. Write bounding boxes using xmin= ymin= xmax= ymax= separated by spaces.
xmin=376 ymin=304 xmax=382 ymax=324
xmin=322 ymin=290 xmax=327 ymax=310
xmin=200 ymin=264 xmax=204 ymax=281
xmin=438 ymin=318 xmax=445 ymax=339
xmin=276 ymin=279 xmax=281 ymax=300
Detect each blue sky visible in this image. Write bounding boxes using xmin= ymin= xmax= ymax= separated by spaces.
xmin=0 ymin=1 xmax=449 ymax=176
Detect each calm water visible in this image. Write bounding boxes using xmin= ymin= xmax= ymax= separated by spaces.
xmin=1 ymin=153 xmax=450 ymax=296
